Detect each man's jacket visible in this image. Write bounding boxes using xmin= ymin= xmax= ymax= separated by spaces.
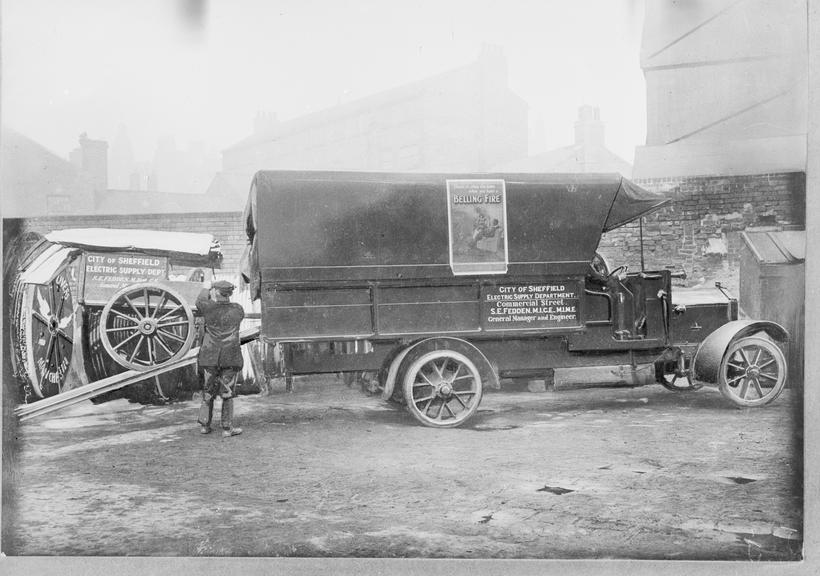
xmin=196 ymin=289 xmax=245 ymax=369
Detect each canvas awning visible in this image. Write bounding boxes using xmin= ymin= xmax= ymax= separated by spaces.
xmin=603 ymin=177 xmax=670 ymax=232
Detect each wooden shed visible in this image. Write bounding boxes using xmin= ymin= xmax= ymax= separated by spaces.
xmin=739 ymin=230 xmax=805 ymax=387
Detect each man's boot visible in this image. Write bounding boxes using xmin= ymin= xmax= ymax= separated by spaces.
xmin=221 ymin=397 xmax=242 ymax=437
xmin=198 ymin=393 xmax=214 ymax=434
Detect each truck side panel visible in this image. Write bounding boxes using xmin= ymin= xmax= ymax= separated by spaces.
xmin=377 ymin=285 xmax=480 ymax=335
xmin=262 ymin=278 xmax=585 ymax=341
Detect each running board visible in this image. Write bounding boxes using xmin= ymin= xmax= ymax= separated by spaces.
xmin=15 ymin=326 xmax=261 ymax=422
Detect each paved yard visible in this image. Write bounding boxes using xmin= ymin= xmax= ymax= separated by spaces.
xmin=1 ymin=376 xmax=803 ymax=561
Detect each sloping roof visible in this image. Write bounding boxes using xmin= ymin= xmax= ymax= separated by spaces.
xmin=1 ymin=127 xmax=250 ymax=217
xmin=225 ymin=54 xmax=527 ymax=154
xmin=1 ymin=126 xmax=82 ymax=216
xmin=204 ymin=171 xmax=254 ymax=207
xmin=741 ymin=230 xmax=805 ymax=264
xmin=94 ymin=175 xmax=250 ymax=215
xmin=492 ymin=143 xmax=633 ymax=177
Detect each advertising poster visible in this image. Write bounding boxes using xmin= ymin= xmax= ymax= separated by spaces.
xmin=446 ymin=179 xmax=509 ymax=275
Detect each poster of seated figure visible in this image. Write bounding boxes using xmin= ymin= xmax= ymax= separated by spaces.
xmin=446 ymin=179 xmax=509 ymax=275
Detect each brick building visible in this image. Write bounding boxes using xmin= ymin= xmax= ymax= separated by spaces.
xmin=492 ymin=105 xmax=633 ymax=176
xmin=1 ymin=128 xmax=91 ymax=217
xmin=6 ymin=46 xmax=529 ymax=273
xmin=209 ymin=45 xmax=529 ymax=201
xmin=599 ymin=0 xmax=807 ymax=302
xmin=634 ymin=0 xmax=806 ymax=179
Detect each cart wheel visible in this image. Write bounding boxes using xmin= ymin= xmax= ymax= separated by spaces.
xmin=17 ymin=270 xmax=75 ymax=399
xmin=100 ymin=283 xmax=195 ymax=371
xmin=402 ymin=349 xmax=483 ymax=428
xmin=718 ymin=336 xmax=787 ymax=407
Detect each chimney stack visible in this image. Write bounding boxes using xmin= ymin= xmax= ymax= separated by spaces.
xmin=75 ymin=132 xmax=109 ymax=192
xmin=574 ymin=105 xmax=605 ymax=147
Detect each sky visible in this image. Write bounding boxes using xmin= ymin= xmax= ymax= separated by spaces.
xmin=2 ymin=0 xmax=646 ymax=165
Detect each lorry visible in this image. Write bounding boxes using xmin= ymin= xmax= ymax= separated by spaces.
xmin=242 ymin=170 xmax=789 ymax=428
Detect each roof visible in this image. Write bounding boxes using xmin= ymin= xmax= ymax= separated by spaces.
xmin=1 ymin=126 xmax=81 ymax=217
xmin=225 ymin=53 xmax=527 ymax=154
xmin=203 ymin=171 xmax=255 ymax=207
xmin=741 ymin=230 xmax=805 ymax=264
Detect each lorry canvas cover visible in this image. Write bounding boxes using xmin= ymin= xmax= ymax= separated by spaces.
xmin=246 ymin=170 xmax=668 ymax=283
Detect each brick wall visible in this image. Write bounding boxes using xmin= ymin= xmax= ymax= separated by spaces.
xmin=598 ymin=172 xmax=806 ymax=295
xmin=13 ymin=171 xmax=806 ymax=297
xmin=15 ymin=211 xmax=247 ymax=274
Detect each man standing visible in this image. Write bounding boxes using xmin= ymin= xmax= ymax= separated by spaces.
xmin=196 ymin=280 xmax=245 ymax=437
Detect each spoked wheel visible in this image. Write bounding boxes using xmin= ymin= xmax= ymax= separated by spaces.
xmin=100 ymin=283 xmax=195 ymax=371
xmin=16 ymin=270 xmax=75 ymax=399
xmin=659 ymin=371 xmax=701 ymax=392
xmin=402 ymin=350 xmax=483 ymax=428
xmin=718 ymin=336 xmax=787 ymax=407
xmin=657 ymin=352 xmax=701 ymax=392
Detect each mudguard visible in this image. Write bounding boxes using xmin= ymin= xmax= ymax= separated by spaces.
xmin=380 ymin=337 xmax=499 ymax=401
xmin=692 ymin=320 xmax=789 ymax=384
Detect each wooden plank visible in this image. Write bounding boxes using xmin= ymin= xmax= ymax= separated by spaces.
xmin=16 ymin=326 xmax=260 ymax=421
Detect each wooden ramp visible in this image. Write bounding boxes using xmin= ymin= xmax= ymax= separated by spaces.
xmin=15 ymin=326 xmax=260 ymax=422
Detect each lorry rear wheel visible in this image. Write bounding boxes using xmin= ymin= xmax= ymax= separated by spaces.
xmin=718 ymin=336 xmax=787 ymax=407
xmin=402 ymin=349 xmax=483 ymax=428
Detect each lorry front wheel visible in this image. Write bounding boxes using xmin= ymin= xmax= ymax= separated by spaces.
xmin=718 ymin=335 xmax=787 ymax=407
xmin=402 ymin=349 xmax=483 ymax=428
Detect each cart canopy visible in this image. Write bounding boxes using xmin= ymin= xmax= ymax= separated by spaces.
xmin=246 ymin=170 xmax=669 ymax=283
xmin=46 ymin=228 xmax=221 ymax=257
xmin=17 ymin=243 xmax=80 ymax=285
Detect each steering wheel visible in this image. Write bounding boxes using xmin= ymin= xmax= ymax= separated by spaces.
xmin=607 ymin=265 xmax=629 ymax=280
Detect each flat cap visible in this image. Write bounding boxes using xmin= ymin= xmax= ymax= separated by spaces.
xmin=212 ymin=280 xmax=235 ymax=292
